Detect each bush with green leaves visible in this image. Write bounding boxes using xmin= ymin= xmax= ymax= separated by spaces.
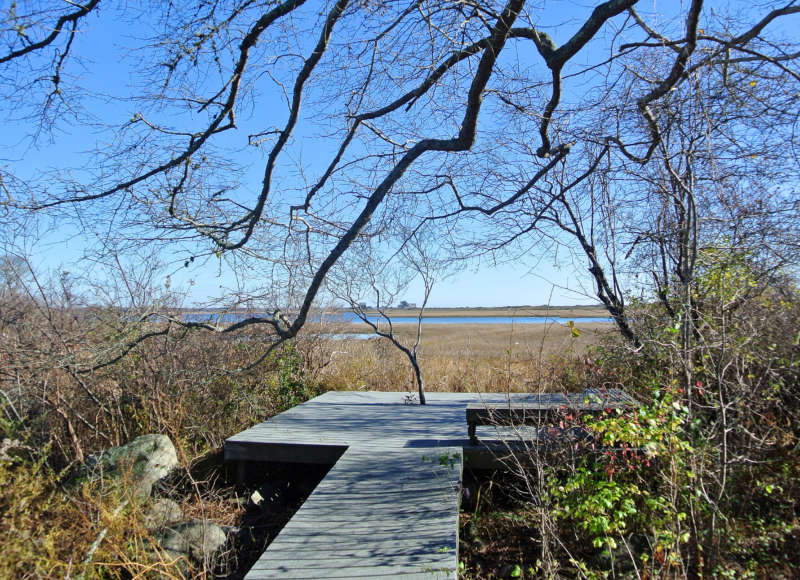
xmin=267 ymin=342 xmax=324 ymax=414
xmin=540 ymin=252 xmax=800 ymax=577
xmin=548 ymin=387 xmax=694 ymax=576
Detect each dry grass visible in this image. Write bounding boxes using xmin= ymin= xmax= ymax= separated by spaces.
xmin=0 ymin=456 xmax=194 ymax=579
xmin=314 ymin=322 xmax=614 ymax=394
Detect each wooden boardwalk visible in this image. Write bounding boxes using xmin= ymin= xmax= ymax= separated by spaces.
xmin=226 ymin=390 xmax=637 ymax=578
xmin=246 ymin=446 xmax=462 ymax=579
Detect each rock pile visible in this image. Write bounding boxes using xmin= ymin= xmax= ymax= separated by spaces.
xmin=86 ymin=434 xmax=228 ymax=568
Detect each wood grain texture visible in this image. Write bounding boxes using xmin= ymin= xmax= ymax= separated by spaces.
xmin=245 ymin=446 xmax=462 ymax=579
xmin=226 ymin=391 xmax=555 ymax=461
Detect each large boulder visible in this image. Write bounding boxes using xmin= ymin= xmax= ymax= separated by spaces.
xmin=95 ymin=434 xmax=179 ymax=497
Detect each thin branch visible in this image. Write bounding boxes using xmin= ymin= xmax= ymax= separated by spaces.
xmin=0 ymin=0 xmax=100 ymax=64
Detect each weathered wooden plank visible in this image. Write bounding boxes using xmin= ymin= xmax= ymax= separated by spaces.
xmin=223 ymin=389 xmax=640 ymax=467
xmin=224 ymin=441 xmax=347 ymax=463
xmin=271 ymin=517 xmax=453 ymax=529
xmin=244 ymin=446 xmax=462 ymax=579
xmin=466 ymin=388 xmax=638 ymax=417
xmin=247 ymin=568 xmax=453 ymax=579
xmin=266 ymin=535 xmax=453 ymax=548
xmin=251 ymin=553 xmax=454 ymax=567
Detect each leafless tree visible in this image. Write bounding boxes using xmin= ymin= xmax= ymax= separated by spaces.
xmin=331 ymin=228 xmax=450 ymax=404
xmin=433 ymin=1 xmax=800 ymax=344
xmin=1 ymin=0 xmax=798 ymax=372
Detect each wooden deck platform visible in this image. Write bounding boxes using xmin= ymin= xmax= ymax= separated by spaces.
xmin=245 ymin=446 xmax=462 ymax=579
xmin=226 ymin=391 xmax=554 ymax=467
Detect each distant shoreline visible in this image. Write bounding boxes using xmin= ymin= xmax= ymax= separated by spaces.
xmin=178 ymin=305 xmax=611 ymax=320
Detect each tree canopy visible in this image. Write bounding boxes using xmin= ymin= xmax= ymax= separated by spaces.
xmin=2 ymin=0 xmax=798 ymax=364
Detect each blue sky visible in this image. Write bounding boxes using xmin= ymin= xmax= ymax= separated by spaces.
xmin=1 ymin=1 xmax=683 ymax=308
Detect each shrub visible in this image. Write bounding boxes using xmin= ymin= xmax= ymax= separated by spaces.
xmin=504 ymin=254 xmax=800 ymax=577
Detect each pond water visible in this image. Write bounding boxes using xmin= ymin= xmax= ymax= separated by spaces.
xmin=341 ymin=315 xmax=612 ymax=325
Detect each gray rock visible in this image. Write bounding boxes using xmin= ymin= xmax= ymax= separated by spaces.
xmin=95 ymin=434 xmax=178 ymax=497
xmin=157 ymin=519 xmax=227 ymax=564
xmin=144 ymin=498 xmax=183 ymax=529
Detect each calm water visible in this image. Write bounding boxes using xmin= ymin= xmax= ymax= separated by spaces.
xmin=342 ymin=314 xmax=612 ymax=324
xmin=182 ymin=312 xmax=612 ymax=325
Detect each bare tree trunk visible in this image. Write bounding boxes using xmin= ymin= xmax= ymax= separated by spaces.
xmin=411 ymin=359 xmax=426 ymax=406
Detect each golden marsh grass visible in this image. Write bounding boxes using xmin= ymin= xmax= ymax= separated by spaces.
xmin=313 ymin=321 xmax=615 ymax=394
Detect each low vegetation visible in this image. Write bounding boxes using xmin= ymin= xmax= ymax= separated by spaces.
xmin=1 ymin=259 xmax=798 ymax=578
xmin=2 ymin=2 xmax=798 ymax=577
xmin=321 ymin=321 xmax=611 ymax=393
xmin=458 ymin=261 xmax=800 ymax=579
